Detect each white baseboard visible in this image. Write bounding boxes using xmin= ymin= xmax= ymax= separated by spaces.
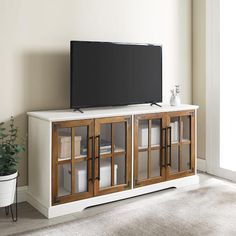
xmin=16 ymin=186 xmax=28 ymax=203
xmin=197 ymin=158 xmax=206 ymax=172
xmin=27 ymin=191 xmax=49 ymax=217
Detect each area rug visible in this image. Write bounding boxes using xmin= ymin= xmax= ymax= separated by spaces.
xmin=17 ymin=177 xmax=236 ymax=236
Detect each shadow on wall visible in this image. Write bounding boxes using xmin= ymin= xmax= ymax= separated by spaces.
xmin=22 ymin=51 xmax=70 ymax=111
xmin=13 ymin=51 xmax=70 ymax=186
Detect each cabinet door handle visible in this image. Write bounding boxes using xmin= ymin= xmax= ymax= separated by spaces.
xmin=88 ymin=136 xmax=95 ymax=183
xmin=167 ymin=126 xmax=172 ymax=166
xmin=161 ymin=128 xmax=167 ymax=168
xmin=95 ymin=135 xmax=101 ymax=181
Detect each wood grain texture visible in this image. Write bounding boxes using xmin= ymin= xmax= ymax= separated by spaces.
xmin=52 ymin=119 xmax=94 ymax=205
xmin=51 ymin=111 xmax=195 ymax=205
xmin=134 ymin=113 xmax=166 ymax=188
xmin=94 ymin=116 xmax=132 ymax=196
xmin=166 ymin=110 xmax=195 ymax=180
xmin=134 ymin=110 xmax=196 ymax=187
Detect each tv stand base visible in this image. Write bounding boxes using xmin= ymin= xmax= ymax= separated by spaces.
xmin=27 ymin=175 xmax=199 ymax=218
xmin=150 ymin=102 xmax=162 ymax=107
xmin=73 ymin=108 xmax=84 ymax=113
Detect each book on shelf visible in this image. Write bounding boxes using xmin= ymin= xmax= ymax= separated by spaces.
xmin=80 ymin=139 xmax=113 ymax=155
xmin=138 ymin=123 xmax=160 ymax=147
xmin=59 ymin=135 xmax=81 ymax=159
xmin=170 ymin=121 xmax=179 ymax=143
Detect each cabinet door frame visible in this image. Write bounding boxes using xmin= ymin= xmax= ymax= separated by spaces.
xmin=52 ymin=119 xmax=94 ymax=205
xmin=94 ymin=116 xmax=132 ymax=196
xmin=134 ymin=113 xmax=167 ymax=187
xmin=165 ymin=110 xmax=195 ymax=180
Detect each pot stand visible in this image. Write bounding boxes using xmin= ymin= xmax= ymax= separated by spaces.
xmin=0 ymin=175 xmax=18 ymax=222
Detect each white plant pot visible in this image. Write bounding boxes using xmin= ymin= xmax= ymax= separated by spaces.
xmin=0 ymin=171 xmax=17 ymax=207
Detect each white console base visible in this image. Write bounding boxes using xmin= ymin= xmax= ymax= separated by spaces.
xmin=27 ymin=104 xmax=199 ymax=218
xmin=27 ymin=175 xmax=199 ymax=218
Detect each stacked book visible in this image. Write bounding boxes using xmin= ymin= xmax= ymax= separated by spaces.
xmin=59 ymin=136 xmax=81 ymax=160
xmin=99 ymin=139 xmax=112 ymax=154
xmin=138 ymin=124 xmax=160 ymax=147
xmin=81 ymin=139 xmax=112 ymax=155
xmin=170 ymin=121 xmax=179 ymax=143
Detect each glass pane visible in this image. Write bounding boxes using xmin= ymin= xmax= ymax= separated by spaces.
xmin=115 ymin=155 xmax=126 ymax=185
xmin=138 ymin=151 xmax=148 ymax=180
xmin=58 ymin=128 xmax=71 ymax=161
xmin=170 ymin=145 xmax=179 ymax=173
xmin=182 ymin=144 xmax=191 ymax=171
xmin=170 ymin=117 xmax=179 ymax=143
xmin=151 ymin=119 xmax=161 ymax=147
xmin=75 ymin=126 xmax=87 ymax=159
xmin=100 ymin=158 xmax=111 ymax=189
xmin=138 ymin=120 xmax=148 ymax=148
xmin=58 ymin=163 xmax=71 ymax=197
xmin=100 ymin=124 xmax=112 ymax=154
xmin=114 ymin=122 xmax=126 ymax=153
xmin=182 ymin=116 xmax=190 ymax=141
xmin=74 ymin=161 xmax=88 ymax=193
xmin=150 ymin=150 xmax=160 ymax=177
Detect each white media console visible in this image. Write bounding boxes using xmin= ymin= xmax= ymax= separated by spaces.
xmin=27 ymin=104 xmax=199 ymax=218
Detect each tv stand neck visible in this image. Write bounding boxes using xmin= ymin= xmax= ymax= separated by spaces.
xmin=150 ymin=102 xmax=162 ymax=107
xmin=73 ymin=108 xmax=84 ymax=113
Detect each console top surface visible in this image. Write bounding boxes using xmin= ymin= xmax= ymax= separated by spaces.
xmin=27 ymin=104 xmax=199 ymax=122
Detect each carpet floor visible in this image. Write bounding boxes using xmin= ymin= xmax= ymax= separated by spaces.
xmin=14 ymin=175 xmax=236 ymax=236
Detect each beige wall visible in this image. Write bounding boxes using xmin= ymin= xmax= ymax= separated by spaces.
xmin=0 ymin=0 xmax=192 ymax=186
xmin=192 ymin=0 xmax=206 ymax=160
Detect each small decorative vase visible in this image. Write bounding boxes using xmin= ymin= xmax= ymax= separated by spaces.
xmin=173 ymin=94 xmax=181 ymax=106
xmin=170 ymin=86 xmax=181 ymax=106
xmin=170 ymin=93 xmax=175 ymax=106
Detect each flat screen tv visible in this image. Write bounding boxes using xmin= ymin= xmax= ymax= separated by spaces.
xmin=70 ymin=41 xmax=162 ymax=109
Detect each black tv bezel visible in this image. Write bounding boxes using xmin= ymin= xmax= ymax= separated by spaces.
xmin=70 ymin=40 xmax=162 ymax=109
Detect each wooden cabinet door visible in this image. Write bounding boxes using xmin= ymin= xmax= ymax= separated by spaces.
xmin=52 ymin=119 xmax=94 ymax=205
xmin=94 ymin=116 xmax=132 ymax=196
xmin=134 ymin=113 xmax=166 ymax=187
xmin=165 ymin=110 xmax=195 ymax=180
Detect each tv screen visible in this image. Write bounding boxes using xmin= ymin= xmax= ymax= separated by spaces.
xmin=70 ymin=41 xmax=162 ymax=109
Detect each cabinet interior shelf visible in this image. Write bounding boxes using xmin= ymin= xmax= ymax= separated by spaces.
xmin=58 ymin=154 xmax=87 ymax=163
xmin=58 ymin=157 xmax=71 ymax=162
xmin=182 ymin=139 xmax=191 ymax=144
xmin=58 ymin=148 xmax=126 ymax=162
xmin=138 ymin=144 xmax=160 ymax=150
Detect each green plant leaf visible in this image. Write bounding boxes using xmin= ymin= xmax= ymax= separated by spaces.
xmin=0 ymin=117 xmax=24 ymax=176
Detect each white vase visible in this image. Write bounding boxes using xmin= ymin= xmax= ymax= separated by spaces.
xmin=0 ymin=171 xmax=18 ymax=207
xmin=170 ymin=94 xmax=181 ymax=106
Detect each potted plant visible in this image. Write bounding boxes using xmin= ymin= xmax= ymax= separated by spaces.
xmin=0 ymin=117 xmax=24 ymax=208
